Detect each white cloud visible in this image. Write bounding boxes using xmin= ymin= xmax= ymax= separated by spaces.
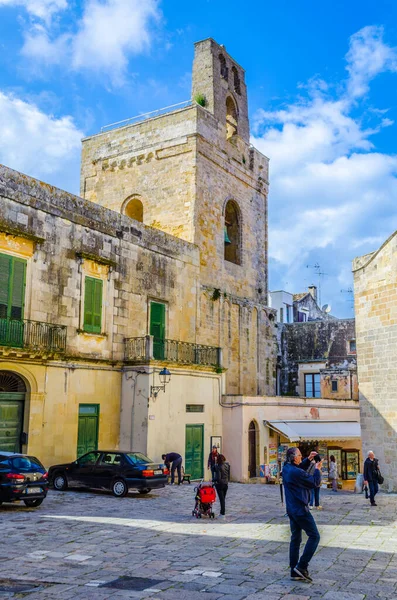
xmin=0 ymin=91 xmax=83 ymax=191
xmin=0 ymin=0 xmax=66 ymax=22
xmin=253 ymin=25 xmax=397 ymax=317
xmin=346 ymin=25 xmax=397 ymax=98
xmin=72 ymin=0 xmax=159 ymax=78
xmin=11 ymin=0 xmax=161 ymax=83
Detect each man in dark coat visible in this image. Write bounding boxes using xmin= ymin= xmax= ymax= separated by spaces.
xmin=162 ymin=452 xmax=182 ymax=485
xmin=208 ymin=445 xmax=219 ymax=481
xmin=364 ymin=451 xmax=380 ymax=506
xmin=282 ymin=447 xmax=322 ymax=583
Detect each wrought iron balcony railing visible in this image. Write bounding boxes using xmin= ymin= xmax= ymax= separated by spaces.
xmin=124 ymin=335 xmax=222 ymax=368
xmin=0 ymin=318 xmax=67 ymax=353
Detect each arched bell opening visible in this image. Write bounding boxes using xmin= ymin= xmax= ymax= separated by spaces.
xmin=224 ymin=199 xmax=241 ymax=265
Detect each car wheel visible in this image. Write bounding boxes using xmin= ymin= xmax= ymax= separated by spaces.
xmin=138 ymin=488 xmax=150 ymax=495
xmin=23 ymin=499 xmax=44 ymax=508
xmin=112 ymin=479 xmax=128 ymax=497
xmin=53 ymin=472 xmax=68 ymax=491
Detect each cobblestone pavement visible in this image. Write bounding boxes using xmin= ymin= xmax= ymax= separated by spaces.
xmin=1 ymin=483 xmax=397 ymax=599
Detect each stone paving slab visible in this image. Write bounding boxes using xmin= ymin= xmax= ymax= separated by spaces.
xmin=0 ymin=484 xmax=396 ymax=598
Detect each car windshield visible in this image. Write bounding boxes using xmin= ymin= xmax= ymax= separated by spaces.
xmin=125 ymin=452 xmax=153 ymax=465
xmin=10 ymin=456 xmax=45 ymax=472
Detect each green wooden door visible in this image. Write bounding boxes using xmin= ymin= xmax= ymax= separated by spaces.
xmin=185 ymin=424 xmax=204 ymax=480
xmin=77 ymin=404 xmax=99 ymax=458
xmin=150 ymin=302 xmax=165 ymax=360
xmin=0 ymin=254 xmax=26 ymax=347
xmin=0 ymin=393 xmax=25 ymax=452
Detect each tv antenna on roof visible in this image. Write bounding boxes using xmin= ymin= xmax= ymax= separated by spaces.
xmin=306 ymin=262 xmax=327 ymax=307
xmin=341 ymin=287 xmax=354 ymax=309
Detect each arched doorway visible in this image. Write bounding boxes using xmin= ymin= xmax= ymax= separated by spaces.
xmin=0 ymin=371 xmax=26 ymax=452
xmin=248 ymin=420 xmax=258 ymax=478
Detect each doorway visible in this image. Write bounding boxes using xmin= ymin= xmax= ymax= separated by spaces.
xmin=248 ymin=420 xmax=258 ymax=478
xmin=185 ymin=424 xmax=204 ymax=480
xmin=77 ymin=404 xmax=99 ymax=458
xmin=0 ymin=371 xmax=26 ymax=452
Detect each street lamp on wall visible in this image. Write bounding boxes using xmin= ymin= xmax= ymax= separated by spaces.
xmin=151 ymin=368 xmax=171 ymax=398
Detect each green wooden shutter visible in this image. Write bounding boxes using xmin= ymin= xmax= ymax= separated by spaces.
xmin=84 ymin=277 xmax=103 ymax=333
xmin=150 ymin=302 xmax=165 ymax=359
xmin=10 ymin=259 xmax=26 ymax=320
xmin=0 ymin=254 xmax=10 ymax=319
xmin=93 ymin=279 xmax=103 ymax=333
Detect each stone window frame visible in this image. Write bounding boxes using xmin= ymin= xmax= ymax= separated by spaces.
xmin=222 ymin=196 xmax=243 ymax=267
xmin=78 ymin=259 xmax=109 ymax=337
xmin=225 ymin=94 xmax=239 ymax=140
xmin=0 ymin=234 xmax=35 ymax=322
xmin=304 ymin=372 xmax=321 ymax=398
xmin=231 ymin=66 xmax=241 ymax=95
xmin=219 ymin=53 xmax=228 ymax=80
xmin=347 ymin=339 xmax=356 ymax=354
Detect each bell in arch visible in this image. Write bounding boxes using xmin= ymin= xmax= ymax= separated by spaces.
xmin=224 ymin=226 xmax=231 ymax=245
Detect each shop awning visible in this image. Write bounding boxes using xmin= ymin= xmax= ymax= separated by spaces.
xmin=264 ymin=420 xmax=361 ymax=442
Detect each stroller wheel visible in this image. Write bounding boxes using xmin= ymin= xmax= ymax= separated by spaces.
xmin=192 ymin=510 xmax=195 ymax=516
xmin=198 ymin=513 xmax=202 ymax=518
xmin=211 ymin=512 xmax=215 ymax=519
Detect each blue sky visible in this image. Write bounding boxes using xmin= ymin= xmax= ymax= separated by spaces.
xmin=1 ymin=0 xmax=397 ymax=318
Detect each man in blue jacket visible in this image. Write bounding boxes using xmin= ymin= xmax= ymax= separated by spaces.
xmin=282 ymin=447 xmax=322 ymax=583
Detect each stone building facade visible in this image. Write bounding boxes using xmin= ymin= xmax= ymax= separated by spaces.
xmin=81 ymin=38 xmax=274 ymax=398
xmin=0 ymin=38 xmax=361 ymax=484
xmin=353 ymin=231 xmax=397 ymax=492
xmin=0 ymin=39 xmax=276 ymax=481
xmin=0 ymin=164 xmax=223 ymax=472
xmin=279 ymin=318 xmax=358 ymax=399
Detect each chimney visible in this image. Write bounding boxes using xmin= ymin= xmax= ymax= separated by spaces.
xmin=308 ymin=285 xmax=317 ymax=302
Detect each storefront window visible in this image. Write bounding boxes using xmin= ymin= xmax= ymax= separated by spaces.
xmin=342 ymin=450 xmax=360 ymax=480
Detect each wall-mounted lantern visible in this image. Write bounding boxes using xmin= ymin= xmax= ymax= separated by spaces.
xmin=151 ymin=368 xmax=171 ymax=398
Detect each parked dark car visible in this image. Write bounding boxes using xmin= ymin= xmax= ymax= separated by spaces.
xmin=0 ymin=452 xmax=49 ymax=507
xmin=48 ymin=450 xmax=168 ymax=497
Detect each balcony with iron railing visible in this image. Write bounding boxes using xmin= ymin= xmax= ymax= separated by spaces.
xmin=124 ymin=335 xmax=222 ymax=369
xmin=0 ymin=318 xmax=67 ymax=354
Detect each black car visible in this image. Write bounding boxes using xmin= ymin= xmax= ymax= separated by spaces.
xmin=48 ymin=450 xmax=168 ymax=497
xmin=0 ymin=452 xmax=49 ymax=508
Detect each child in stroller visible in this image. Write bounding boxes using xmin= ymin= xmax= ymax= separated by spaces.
xmin=192 ymin=481 xmax=216 ymax=519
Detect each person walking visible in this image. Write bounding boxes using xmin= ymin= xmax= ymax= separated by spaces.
xmin=309 ymin=485 xmax=322 ymax=509
xmin=364 ymin=451 xmax=381 ymax=506
xmin=162 ymin=452 xmax=183 ymax=485
xmin=329 ymin=455 xmax=338 ymax=492
xmin=282 ymin=447 xmax=322 ymax=583
xmin=214 ymin=454 xmax=229 ymax=519
xmin=208 ymin=445 xmax=219 ymax=481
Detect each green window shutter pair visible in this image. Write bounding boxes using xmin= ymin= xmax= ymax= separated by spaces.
xmin=0 ymin=253 xmax=26 ymax=321
xmin=83 ymin=277 xmax=103 ymax=333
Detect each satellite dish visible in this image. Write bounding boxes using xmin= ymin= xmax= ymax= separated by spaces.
xmin=322 ymin=304 xmax=331 ymax=313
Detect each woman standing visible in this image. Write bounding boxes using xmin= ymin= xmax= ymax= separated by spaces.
xmin=329 ymin=455 xmax=338 ymax=492
xmin=214 ymin=454 xmax=229 ymax=519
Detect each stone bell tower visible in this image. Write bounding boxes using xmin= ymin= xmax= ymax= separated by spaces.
xmin=192 ymin=38 xmax=250 ymax=144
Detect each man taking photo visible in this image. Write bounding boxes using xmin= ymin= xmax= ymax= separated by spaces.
xmin=282 ymin=447 xmax=322 ymax=583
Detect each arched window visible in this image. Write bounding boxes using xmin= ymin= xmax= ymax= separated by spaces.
xmin=232 ymin=66 xmax=241 ymax=95
xmin=226 ymin=96 xmax=238 ymax=140
xmin=224 ymin=199 xmax=241 ymax=265
xmin=122 ymin=197 xmax=143 ymax=222
xmin=219 ymin=54 xmax=228 ymax=80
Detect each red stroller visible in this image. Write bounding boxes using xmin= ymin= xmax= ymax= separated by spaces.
xmin=192 ymin=481 xmax=216 ymax=519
